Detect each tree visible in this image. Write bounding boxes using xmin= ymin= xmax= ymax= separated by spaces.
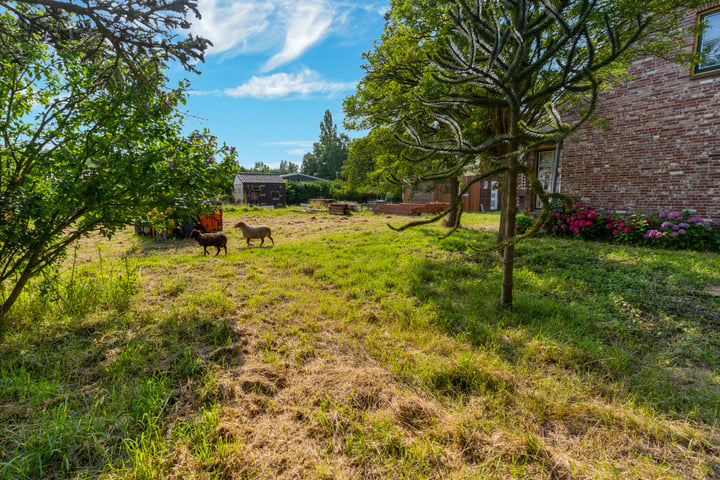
xmin=344 ymin=0 xmax=488 ymax=228
xmin=342 ymin=128 xmax=405 ymax=197
xmin=301 ymin=110 xmax=350 ymax=180
xmin=346 ymin=0 xmax=701 ymax=307
xmin=0 ymin=2 xmax=235 ymax=327
xmin=2 ymin=0 xmax=210 ymax=80
xmin=278 ymin=160 xmax=299 ymax=174
xmin=251 ymin=162 xmax=271 ymax=173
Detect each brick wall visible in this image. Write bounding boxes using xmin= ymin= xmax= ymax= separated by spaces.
xmin=561 ymin=6 xmax=720 ymax=223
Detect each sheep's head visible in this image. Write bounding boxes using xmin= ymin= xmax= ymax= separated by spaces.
xmin=190 ymin=230 xmax=201 ymax=240
xmin=234 ymin=222 xmax=246 ymax=228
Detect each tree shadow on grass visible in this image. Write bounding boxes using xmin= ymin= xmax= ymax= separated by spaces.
xmin=405 ymin=232 xmax=720 ymax=424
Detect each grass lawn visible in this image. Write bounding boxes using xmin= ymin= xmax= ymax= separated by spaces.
xmin=1 ymin=207 xmax=719 ymax=479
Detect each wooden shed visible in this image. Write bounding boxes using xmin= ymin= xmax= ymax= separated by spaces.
xmin=233 ymin=173 xmax=286 ymax=208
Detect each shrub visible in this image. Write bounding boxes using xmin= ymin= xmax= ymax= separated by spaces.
xmin=604 ymin=213 xmax=649 ymax=245
xmin=515 ymin=214 xmax=534 ymax=234
xmin=540 ymin=205 xmax=717 ymax=252
xmin=541 ymin=204 xmax=604 ymax=239
xmin=642 ymin=211 xmax=713 ymax=250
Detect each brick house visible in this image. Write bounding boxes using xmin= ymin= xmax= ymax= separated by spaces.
xmin=422 ymin=175 xmax=502 ymax=212
xmin=525 ymin=4 xmax=720 ymax=222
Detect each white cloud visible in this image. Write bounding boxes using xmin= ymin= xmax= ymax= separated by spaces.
xmin=223 ymin=69 xmax=356 ymax=99
xmin=287 ymin=148 xmax=309 ymax=156
xmin=191 ymin=0 xmax=386 ymax=67
xmin=192 ymin=0 xmax=275 ymax=56
xmin=261 ymin=140 xmax=314 ymax=148
xmin=262 ymin=1 xmax=334 ymax=71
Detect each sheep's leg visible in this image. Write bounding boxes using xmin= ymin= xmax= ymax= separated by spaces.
xmin=222 ymin=245 xmax=227 ymax=255
xmin=246 ymin=238 xmax=253 ymax=246
xmin=203 ymin=246 xmax=209 ymax=255
xmin=268 ymin=235 xmax=274 ymax=246
xmin=259 ymin=237 xmax=264 ymax=246
xmin=215 ymin=246 xmax=221 ymax=256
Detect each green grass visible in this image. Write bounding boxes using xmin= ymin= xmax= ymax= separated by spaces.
xmin=0 ymin=209 xmax=718 ymax=479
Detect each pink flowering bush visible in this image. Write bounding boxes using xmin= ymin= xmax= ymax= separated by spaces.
xmin=541 ymin=204 xmax=605 ymax=239
xmin=604 ymin=214 xmax=649 ymax=245
xmin=540 ymin=205 xmax=718 ymax=251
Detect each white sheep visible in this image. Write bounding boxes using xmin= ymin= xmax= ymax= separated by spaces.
xmin=234 ymin=221 xmax=274 ymax=247
xmin=190 ymin=230 xmax=228 ymax=256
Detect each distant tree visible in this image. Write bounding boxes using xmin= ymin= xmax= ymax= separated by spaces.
xmin=251 ymin=162 xmax=271 ymax=173
xmin=278 ymin=160 xmax=299 ymax=174
xmin=0 ymin=2 xmax=236 ymax=327
xmin=301 ymin=110 xmax=350 ymax=180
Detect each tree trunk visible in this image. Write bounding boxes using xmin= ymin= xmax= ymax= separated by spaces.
xmin=0 ymin=252 xmax=40 ymax=334
xmin=500 ymin=161 xmax=518 ymax=306
xmin=444 ymin=176 xmax=461 ymax=228
xmin=499 ymin=106 xmax=521 ymax=307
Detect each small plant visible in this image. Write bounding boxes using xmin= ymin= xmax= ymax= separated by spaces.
xmin=515 ymin=214 xmax=534 ymax=234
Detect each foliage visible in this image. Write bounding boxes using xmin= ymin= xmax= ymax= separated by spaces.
xmin=342 ymin=129 xmax=404 ymax=200
xmin=515 ymin=214 xmax=534 ymax=235
xmin=0 ymin=3 xmax=235 ymax=325
xmin=642 ymin=211 xmax=715 ymax=250
xmin=343 ymin=0 xmax=483 ymax=223
xmin=541 ymin=204 xmax=718 ymax=251
xmin=345 ymin=0 xmax=699 ymax=306
xmin=301 ymin=110 xmax=350 ymax=180
xmin=4 ymin=0 xmax=210 ymax=80
xmin=239 ymin=160 xmax=299 ymax=174
xmin=278 ymin=160 xmax=300 ymax=174
xmin=604 ymin=213 xmax=650 ymax=245
xmin=541 ymin=204 xmax=604 ymax=239
xmin=285 ymin=180 xmax=337 ymax=205
xmin=285 ymin=180 xmax=385 ymax=205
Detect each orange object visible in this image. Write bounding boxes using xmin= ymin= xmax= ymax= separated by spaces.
xmin=199 ymin=208 xmax=223 ymax=232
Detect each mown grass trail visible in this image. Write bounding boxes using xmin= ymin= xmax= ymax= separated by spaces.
xmin=1 ymin=208 xmax=719 ymax=479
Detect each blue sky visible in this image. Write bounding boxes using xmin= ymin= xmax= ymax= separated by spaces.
xmin=167 ymin=0 xmax=389 ymax=170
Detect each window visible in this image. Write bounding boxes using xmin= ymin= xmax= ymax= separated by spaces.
xmin=694 ymin=8 xmax=720 ymax=75
xmin=247 ymin=186 xmax=261 ymax=202
xmin=535 ymin=148 xmax=562 ymax=209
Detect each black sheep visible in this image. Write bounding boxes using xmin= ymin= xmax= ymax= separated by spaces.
xmin=190 ymin=230 xmax=228 ymax=256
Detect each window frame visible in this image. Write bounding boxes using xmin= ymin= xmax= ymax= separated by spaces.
xmin=534 ymin=146 xmax=562 ymax=210
xmin=692 ymin=6 xmax=720 ymax=76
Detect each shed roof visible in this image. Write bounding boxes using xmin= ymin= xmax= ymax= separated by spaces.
xmin=280 ymin=173 xmax=324 ymax=182
xmin=234 ymin=173 xmax=285 ymax=184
